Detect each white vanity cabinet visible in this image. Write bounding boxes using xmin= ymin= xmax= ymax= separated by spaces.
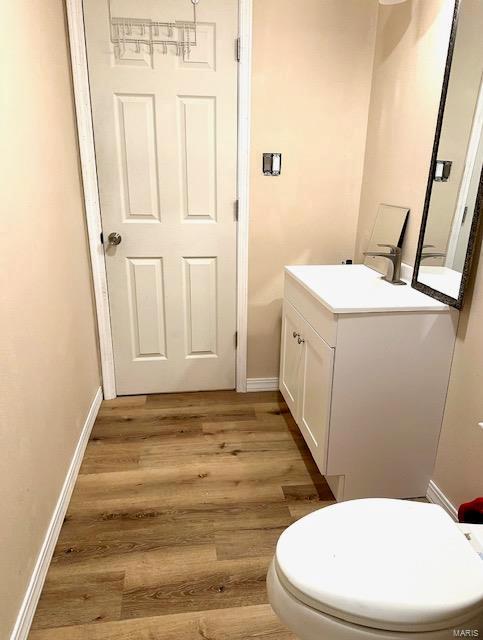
xmin=279 ymin=265 xmax=458 ymax=502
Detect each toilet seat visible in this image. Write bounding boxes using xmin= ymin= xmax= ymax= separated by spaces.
xmin=275 ymin=499 xmax=483 ymax=632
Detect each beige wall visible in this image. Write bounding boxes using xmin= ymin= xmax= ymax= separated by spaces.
xmin=432 ymin=235 xmax=483 ymax=508
xmin=0 ymin=2 xmax=100 ymax=637
xmin=247 ymin=0 xmax=378 ymax=378
xmin=355 ymin=0 xmax=454 ymax=265
xmin=354 ymin=0 xmax=483 ymax=507
xmin=431 ymin=0 xmax=483 ymax=508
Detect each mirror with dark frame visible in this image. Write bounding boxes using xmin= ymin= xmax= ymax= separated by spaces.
xmin=412 ymin=0 xmax=483 ymax=309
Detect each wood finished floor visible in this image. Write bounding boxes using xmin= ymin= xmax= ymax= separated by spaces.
xmin=29 ymin=391 xmax=335 ymax=639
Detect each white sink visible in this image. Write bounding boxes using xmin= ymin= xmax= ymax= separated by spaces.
xmin=285 ymin=264 xmax=449 ymax=314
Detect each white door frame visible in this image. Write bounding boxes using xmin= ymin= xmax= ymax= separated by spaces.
xmin=446 ymin=73 xmax=483 ymax=267
xmin=66 ymin=0 xmax=252 ymax=398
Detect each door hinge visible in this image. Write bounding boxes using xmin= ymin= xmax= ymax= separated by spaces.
xmin=234 ymin=199 xmax=239 ymax=221
xmin=236 ymin=37 xmax=241 ymax=62
xmin=100 ymin=231 xmax=104 ymax=244
xmin=235 ymin=331 xmax=238 ymax=348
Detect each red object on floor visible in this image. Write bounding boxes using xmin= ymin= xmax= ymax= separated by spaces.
xmin=458 ymin=497 xmax=483 ymax=524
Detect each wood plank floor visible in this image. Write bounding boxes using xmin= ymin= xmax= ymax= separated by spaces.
xmin=29 ymin=391 xmax=335 ymax=639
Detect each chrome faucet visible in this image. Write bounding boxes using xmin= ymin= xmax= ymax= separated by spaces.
xmin=420 ymin=244 xmax=446 ymax=262
xmin=363 ymin=244 xmax=406 ymax=286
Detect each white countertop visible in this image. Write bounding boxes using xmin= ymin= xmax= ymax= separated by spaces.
xmin=286 ymin=264 xmax=450 ymax=314
xmin=418 ymin=266 xmax=461 ymax=300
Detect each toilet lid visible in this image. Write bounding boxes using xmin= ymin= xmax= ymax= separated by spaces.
xmin=276 ymin=499 xmax=483 ymax=632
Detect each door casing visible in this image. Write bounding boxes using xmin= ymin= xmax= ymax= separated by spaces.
xmin=65 ymin=0 xmax=253 ymax=398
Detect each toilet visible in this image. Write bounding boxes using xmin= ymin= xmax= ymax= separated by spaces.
xmin=268 ymin=499 xmax=483 ymax=639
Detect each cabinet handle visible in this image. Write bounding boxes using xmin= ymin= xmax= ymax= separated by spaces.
xmin=297 ymin=336 xmax=305 ymax=344
xmin=293 ymin=331 xmax=300 ymax=339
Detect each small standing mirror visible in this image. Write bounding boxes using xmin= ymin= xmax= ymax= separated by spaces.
xmin=413 ymin=0 xmax=483 ymax=308
xmin=364 ymin=204 xmax=409 ymax=283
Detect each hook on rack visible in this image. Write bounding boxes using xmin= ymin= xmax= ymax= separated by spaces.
xmin=109 ymin=0 xmax=199 ymax=60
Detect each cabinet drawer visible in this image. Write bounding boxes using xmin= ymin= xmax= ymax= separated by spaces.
xmin=285 ymin=273 xmax=337 ymax=347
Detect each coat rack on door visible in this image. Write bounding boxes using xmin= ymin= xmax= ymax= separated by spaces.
xmin=109 ymin=0 xmax=200 ymax=59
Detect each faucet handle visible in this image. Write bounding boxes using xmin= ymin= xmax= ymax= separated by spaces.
xmin=376 ymin=244 xmax=400 ymax=254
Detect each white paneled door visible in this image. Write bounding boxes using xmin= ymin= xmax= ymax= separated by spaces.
xmin=83 ymin=0 xmax=238 ymax=394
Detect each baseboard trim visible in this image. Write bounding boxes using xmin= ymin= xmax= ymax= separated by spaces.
xmin=426 ymin=480 xmax=458 ymax=521
xmin=10 ymin=386 xmax=103 ymax=640
xmin=246 ymin=377 xmax=279 ymax=392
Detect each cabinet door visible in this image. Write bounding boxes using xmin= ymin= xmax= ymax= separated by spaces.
xmin=279 ymin=301 xmax=304 ymax=419
xmin=299 ymin=320 xmax=334 ymax=473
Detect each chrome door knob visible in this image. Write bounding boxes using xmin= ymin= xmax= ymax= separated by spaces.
xmin=108 ymin=232 xmax=122 ymax=246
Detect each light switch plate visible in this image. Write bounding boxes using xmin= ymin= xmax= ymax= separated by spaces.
xmin=263 ymin=153 xmax=282 ymax=176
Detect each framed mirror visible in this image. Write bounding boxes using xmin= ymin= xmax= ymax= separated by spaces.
xmin=412 ymin=0 xmax=483 ymax=309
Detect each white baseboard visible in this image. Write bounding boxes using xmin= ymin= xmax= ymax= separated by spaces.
xmin=246 ymin=377 xmax=279 ymax=392
xmin=10 ymin=386 xmax=103 ymax=640
xmin=426 ymin=479 xmax=458 ymax=521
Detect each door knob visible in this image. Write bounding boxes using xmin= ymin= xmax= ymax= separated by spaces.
xmin=293 ymin=331 xmax=300 ymax=339
xmin=108 ymin=232 xmax=122 ymax=246
xmin=297 ymin=336 xmax=305 ymax=344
